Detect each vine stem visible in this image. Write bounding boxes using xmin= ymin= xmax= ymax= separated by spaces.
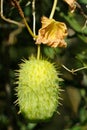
xmin=23 ymin=18 xmax=37 ymax=39
xmin=0 ymin=0 xmax=24 ymax=26
xmin=49 ymin=0 xmax=58 ymax=19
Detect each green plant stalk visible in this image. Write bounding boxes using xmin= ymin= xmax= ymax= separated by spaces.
xmin=37 ymin=0 xmax=58 ymax=60
xmin=23 ymin=17 xmax=37 ymax=39
xmin=49 ymin=0 xmax=58 ymax=19
xmin=37 ymin=45 xmax=40 ymax=60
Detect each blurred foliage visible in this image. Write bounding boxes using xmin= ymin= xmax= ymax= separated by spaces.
xmin=0 ymin=0 xmax=87 ymax=130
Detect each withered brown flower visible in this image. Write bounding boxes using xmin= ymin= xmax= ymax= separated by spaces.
xmin=36 ymin=16 xmax=68 ymax=48
xmin=64 ymin=0 xmax=77 ymax=13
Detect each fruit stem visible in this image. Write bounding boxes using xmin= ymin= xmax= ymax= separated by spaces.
xmin=37 ymin=44 xmax=40 ymax=60
xmin=36 ymin=0 xmax=58 ymax=60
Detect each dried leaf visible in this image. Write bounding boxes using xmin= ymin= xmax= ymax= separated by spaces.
xmin=64 ymin=0 xmax=77 ymax=13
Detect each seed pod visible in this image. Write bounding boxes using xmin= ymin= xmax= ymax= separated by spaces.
xmin=15 ymin=57 xmax=61 ymax=122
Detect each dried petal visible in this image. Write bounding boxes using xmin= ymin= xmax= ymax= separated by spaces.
xmin=36 ymin=16 xmax=68 ymax=48
xmin=64 ymin=0 xmax=77 ymax=13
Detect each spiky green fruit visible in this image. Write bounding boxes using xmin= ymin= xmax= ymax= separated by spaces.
xmin=16 ymin=57 xmax=61 ymax=122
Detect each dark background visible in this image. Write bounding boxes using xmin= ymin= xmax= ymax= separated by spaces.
xmin=0 ymin=0 xmax=87 ymax=130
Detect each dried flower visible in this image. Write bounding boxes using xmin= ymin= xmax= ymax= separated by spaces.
xmin=64 ymin=0 xmax=77 ymax=13
xmin=36 ymin=16 xmax=68 ymax=48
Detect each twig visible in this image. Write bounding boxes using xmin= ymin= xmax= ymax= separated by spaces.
xmin=62 ymin=64 xmax=87 ymax=74
xmin=62 ymin=64 xmax=73 ymax=73
xmin=0 ymin=0 xmax=24 ymax=27
xmin=12 ymin=0 xmax=37 ymax=39
xmin=72 ymin=66 xmax=87 ymax=73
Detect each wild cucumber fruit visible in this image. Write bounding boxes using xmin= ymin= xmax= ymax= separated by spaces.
xmin=16 ymin=57 xmax=61 ymax=122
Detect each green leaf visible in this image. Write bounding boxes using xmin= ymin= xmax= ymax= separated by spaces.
xmin=78 ymin=35 xmax=87 ymax=43
xmin=60 ymin=13 xmax=87 ymax=34
xmin=44 ymin=47 xmax=55 ymax=59
xmin=71 ymin=126 xmax=81 ymax=130
xmin=79 ymin=0 xmax=87 ymax=4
